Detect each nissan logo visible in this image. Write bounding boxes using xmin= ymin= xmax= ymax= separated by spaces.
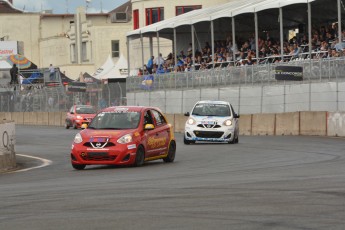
xmin=96 ymin=142 xmax=101 ymax=147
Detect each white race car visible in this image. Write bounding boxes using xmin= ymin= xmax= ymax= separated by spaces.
xmin=184 ymin=100 xmax=240 ymax=144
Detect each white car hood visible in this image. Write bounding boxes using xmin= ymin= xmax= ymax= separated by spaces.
xmin=191 ymin=115 xmax=231 ymax=124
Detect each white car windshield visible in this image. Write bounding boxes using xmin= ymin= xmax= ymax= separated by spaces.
xmin=192 ymin=103 xmax=231 ymax=117
xmin=88 ymin=111 xmax=141 ymax=129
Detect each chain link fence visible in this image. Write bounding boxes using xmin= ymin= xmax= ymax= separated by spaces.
xmin=0 ymin=57 xmax=344 ymax=113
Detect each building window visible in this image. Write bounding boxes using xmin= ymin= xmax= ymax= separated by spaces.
xmin=82 ymin=42 xmax=87 ymax=62
xmin=145 ymin=7 xmax=164 ymax=26
xmin=70 ymin=43 xmax=76 ymax=63
xmin=176 ymin=5 xmax=202 ymax=16
xmin=133 ymin=9 xmax=139 ymax=30
xmin=111 ymin=40 xmax=119 ymax=58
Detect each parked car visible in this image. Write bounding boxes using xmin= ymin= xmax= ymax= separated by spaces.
xmin=70 ymin=106 xmax=176 ymax=170
xmin=184 ymin=100 xmax=240 ymax=144
xmin=65 ymin=105 xmax=97 ymax=129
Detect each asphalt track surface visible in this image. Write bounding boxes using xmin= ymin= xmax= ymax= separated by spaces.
xmin=1 ymin=125 xmax=345 ymax=230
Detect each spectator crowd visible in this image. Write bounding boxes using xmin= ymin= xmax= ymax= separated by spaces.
xmin=139 ymin=22 xmax=345 ymax=76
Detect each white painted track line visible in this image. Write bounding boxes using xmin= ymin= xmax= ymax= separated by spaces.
xmin=11 ymin=154 xmax=52 ymax=173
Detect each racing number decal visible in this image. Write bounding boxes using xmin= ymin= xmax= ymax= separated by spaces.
xmin=2 ymin=131 xmax=9 ymax=150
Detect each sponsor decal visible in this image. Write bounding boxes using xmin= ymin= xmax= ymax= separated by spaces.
xmin=275 ymin=66 xmax=303 ymax=81
xmin=147 ymin=136 xmax=167 ymax=149
xmin=127 ymin=144 xmax=137 ymax=150
xmin=90 ymin=137 xmax=108 ymax=142
xmin=201 ymin=120 xmax=215 ymax=125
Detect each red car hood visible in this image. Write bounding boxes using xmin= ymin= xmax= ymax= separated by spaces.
xmin=79 ymin=114 xmax=96 ymax=119
xmin=80 ymin=129 xmax=131 ymax=140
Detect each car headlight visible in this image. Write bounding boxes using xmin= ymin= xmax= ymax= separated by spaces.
xmin=117 ymin=134 xmax=133 ymax=144
xmin=74 ymin=133 xmax=83 ymax=144
xmin=223 ymin=119 xmax=232 ymax=126
xmin=187 ymin=118 xmax=196 ymax=125
xmin=76 ymin=115 xmax=83 ymax=119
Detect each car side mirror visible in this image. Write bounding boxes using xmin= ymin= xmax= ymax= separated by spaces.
xmin=234 ymin=114 xmax=240 ymax=118
xmin=184 ymin=112 xmax=190 ymax=116
xmin=144 ymin=124 xmax=154 ymax=130
xmin=70 ymin=112 xmax=74 ymax=114
xmin=81 ymin=124 xmax=88 ymax=129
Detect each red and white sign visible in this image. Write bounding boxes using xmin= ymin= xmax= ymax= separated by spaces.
xmin=0 ymin=41 xmax=18 ymax=57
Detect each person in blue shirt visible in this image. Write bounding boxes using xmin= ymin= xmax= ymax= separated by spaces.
xmin=147 ymin=56 xmax=154 ymax=74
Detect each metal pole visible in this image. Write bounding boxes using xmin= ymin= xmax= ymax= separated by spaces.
xmin=191 ymin=25 xmax=195 ymax=67
xmin=255 ymin=12 xmax=259 ymax=61
xmin=157 ymin=31 xmax=160 ymax=64
xmin=308 ymin=2 xmax=312 ymax=81
xmin=140 ymin=33 xmax=144 ymax=73
xmin=126 ymin=36 xmax=130 ymax=78
xmin=260 ymin=85 xmax=263 ymax=113
xmin=211 ymin=21 xmax=215 ymax=68
xmin=232 ymin=17 xmax=236 ymax=62
xmin=149 ymin=36 xmax=153 ymax=58
xmin=279 ymin=8 xmax=284 ymax=59
xmin=117 ymin=82 xmax=122 ymax=105
xmin=173 ymin=28 xmax=177 ymax=72
xmin=308 ymin=2 xmax=312 ymax=58
xmin=338 ymin=0 xmax=342 ymax=42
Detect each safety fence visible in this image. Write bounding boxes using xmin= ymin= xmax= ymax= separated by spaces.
xmin=0 ymin=57 xmax=344 ymax=113
xmin=126 ymin=57 xmax=345 ymax=92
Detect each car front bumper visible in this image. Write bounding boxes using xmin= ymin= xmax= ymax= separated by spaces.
xmin=185 ymin=125 xmax=236 ymax=142
xmin=71 ymin=142 xmax=138 ymax=165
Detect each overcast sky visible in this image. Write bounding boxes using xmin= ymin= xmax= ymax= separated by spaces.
xmin=13 ymin=0 xmax=129 ymax=14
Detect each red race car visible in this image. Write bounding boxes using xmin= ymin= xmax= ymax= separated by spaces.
xmin=65 ymin=105 xmax=97 ymax=129
xmin=70 ymin=106 xmax=176 ymax=170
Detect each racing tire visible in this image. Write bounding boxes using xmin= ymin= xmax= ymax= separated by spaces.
xmin=134 ymin=146 xmax=145 ymax=167
xmin=73 ymin=122 xmax=78 ymax=129
xmin=235 ymin=135 xmax=239 ymax=144
xmin=228 ymin=136 xmax=236 ymax=144
xmin=72 ymin=164 xmax=86 ymax=170
xmin=184 ymin=136 xmax=195 ymax=145
xmin=65 ymin=121 xmax=70 ymax=129
xmin=163 ymin=141 xmax=176 ymax=163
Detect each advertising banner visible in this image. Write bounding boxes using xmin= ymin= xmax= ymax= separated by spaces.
xmin=0 ymin=41 xmax=18 ymax=57
xmin=67 ymin=82 xmax=87 ymax=92
xmin=275 ymin=66 xmax=303 ymax=81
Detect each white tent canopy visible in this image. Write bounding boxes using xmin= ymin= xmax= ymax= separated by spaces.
xmin=93 ymin=54 xmax=128 ymax=80
xmin=92 ymin=54 xmax=115 ymax=79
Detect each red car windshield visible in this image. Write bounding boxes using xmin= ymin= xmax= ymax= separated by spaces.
xmin=88 ymin=111 xmax=141 ymax=129
xmin=76 ymin=106 xmax=96 ymax=114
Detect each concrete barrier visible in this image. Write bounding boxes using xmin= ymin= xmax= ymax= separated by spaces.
xmin=11 ymin=112 xmax=24 ymax=125
xmin=0 ymin=121 xmax=16 ymax=172
xmin=0 ymin=112 xmax=12 ymax=121
xmin=165 ymin=114 xmax=175 ymax=131
xmin=327 ymin=112 xmax=345 ymax=136
xmin=300 ymin=111 xmax=327 ymax=136
xmin=48 ymin=112 xmax=63 ymax=126
xmin=23 ymin=112 xmax=37 ymax=125
xmin=251 ymin=113 xmax=276 ymax=135
xmin=275 ymin=112 xmax=300 ymax=135
xmin=239 ymin=114 xmax=252 ymax=135
xmin=36 ymin=112 xmax=49 ymax=126
xmin=174 ymin=114 xmax=188 ymax=133
xmin=0 ymin=111 xmax=344 ymax=138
